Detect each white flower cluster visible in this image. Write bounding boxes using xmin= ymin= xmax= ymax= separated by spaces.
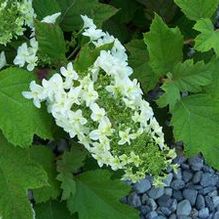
xmin=13 ymin=12 xmax=61 ymax=71
xmin=23 ymin=15 xmax=176 ymax=183
xmin=0 ymin=0 xmax=36 ymax=45
xmin=14 ymin=38 xmax=38 ymax=71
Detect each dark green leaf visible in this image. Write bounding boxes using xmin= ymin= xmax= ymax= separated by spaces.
xmin=126 ymin=39 xmax=158 ymax=93
xmin=57 ymin=0 xmax=117 ymax=31
xmin=33 ymin=0 xmax=61 ymax=20
xmin=57 ymin=145 xmax=87 ymax=201
xmin=35 ymin=20 xmax=66 ymax=65
xmin=31 ymin=146 xmax=60 ymax=203
xmin=35 ymin=200 xmax=76 ymax=219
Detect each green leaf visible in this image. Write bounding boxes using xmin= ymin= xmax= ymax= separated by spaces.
xmin=171 ymin=94 xmax=219 ymax=169
xmin=157 ymin=59 xmax=212 ymax=110
xmin=205 ymin=59 xmax=219 ymax=98
xmin=68 ymin=170 xmax=138 ymax=219
xmin=33 ymin=0 xmax=61 ymax=20
xmin=137 ymin=0 xmax=178 ymax=23
xmin=144 ymin=14 xmax=184 ymax=75
xmin=126 ymin=39 xmax=159 ymax=93
xmin=156 ymin=82 xmax=181 ymax=111
xmin=0 ymin=133 xmax=48 ymax=219
xmin=174 ymin=0 xmax=219 ymax=21
xmin=110 ymin=0 xmax=139 ymax=23
xmin=74 ymin=43 xmax=113 ymax=74
xmin=0 ymin=67 xmax=55 ymax=147
xmin=171 ymin=59 xmax=212 ymax=92
xmin=57 ymin=0 xmax=118 ymax=31
xmin=194 ymin=18 xmax=219 ymax=57
xmin=57 ymin=145 xmax=87 ymax=201
xmin=31 ymin=146 xmax=60 ymax=203
xmin=35 ymin=20 xmax=66 ymax=65
xmin=35 ymin=200 xmax=76 ymax=219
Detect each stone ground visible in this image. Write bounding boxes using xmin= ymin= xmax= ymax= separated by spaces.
xmin=125 ymin=155 xmax=219 ymax=219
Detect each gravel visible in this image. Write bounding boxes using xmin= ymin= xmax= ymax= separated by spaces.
xmin=125 ymin=154 xmax=219 ymax=218
xmin=198 ymin=207 xmax=209 ymax=218
xmin=177 ymin=200 xmax=192 ymax=216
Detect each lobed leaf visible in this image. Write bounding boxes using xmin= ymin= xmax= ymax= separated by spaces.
xmin=31 ymin=146 xmax=60 ymax=203
xmin=194 ymin=19 xmax=219 ymax=57
xmin=126 ymin=39 xmax=158 ymax=93
xmin=174 ymin=0 xmax=219 ymax=21
xmin=0 ymin=133 xmax=48 ymax=219
xmin=57 ymin=0 xmax=118 ymax=31
xmin=68 ymin=170 xmax=139 ymax=219
xmin=171 ymin=94 xmax=219 ymax=169
xmin=0 ymin=67 xmax=55 ymax=147
xmin=144 ymin=14 xmax=184 ymax=76
xmin=35 ymin=20 xmax=66 ymax=65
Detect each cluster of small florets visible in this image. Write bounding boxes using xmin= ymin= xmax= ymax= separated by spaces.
xmin=23 ymin=15 xmax=177 ymax=184
xmin=13 ymin=12 xmax=61 ymax=71
xmin=0 ymin=0 xmax=35 ymax=45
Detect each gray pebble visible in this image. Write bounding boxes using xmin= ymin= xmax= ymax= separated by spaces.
xmin=140 ymin=205 xmax=151 ymax=215
xmin=182 ymin=170 xmax=193 ymax=183
xmin=188 ymin=155 xmax=203 ymax=171
xmin=171 ymin=179 xmax=185 ymax=190
xmin=173 ymin=190 xmax=183 ymax=201
xmin=177 ymin=200 xmax=192 ymax=216
xmin=157 ymin=195 xmax=172 ymax=207
xmin=214 ymin=211 xmax=219 ymax=219
xmin=154 ymin=216 xmax=166 ymax=219
xmin=160 ymin=207 xmax=172 ymax=216
xmin=146 ymin=211 xmax=158 ymax=219
xmin=170 ymin=199 xmax=177 ymax=212
xmin=163 ymin=173 xmax=173 ymax=187
xmin=187 ymin=184 xmax=202 ymax=190
xmin=191 ymin=208 xmax=199 ymax=218
xmin=213 ymin=196 xmax=219 ymax=208
xmin=183 ymin=189 xmax=198 ymax=206
xmin=164 ymin=188 xmax=172 ymax=196
xmin=200 ymin=186 xmax=217 ymax=195
xmin=203 ymin=165 xmax=215 ymax=173
xmin=205 ymin=196 xmax=214 ymax=212
xmin=173 ymin=156 xmax=186 ymax=165
xmin=200 ymin=173 xmax=218 ymax=187
xmin=178 ymin=216 xmax=192 ymax=219
xmin=196 ymin=194 xmax=205 ymax=210
xmin=174 ymin=169 xmax=182 ymax=180
xmin=134 ymin=178 xmax=151 ymax=193
xmin=181 ymin=164 xmax=190 ymax=170
xmin=169 ymin=214 xmax=177 ymax=219
xmin=192 ymin=171 xmax=202 ymax=184
xmin=141 ymin=193 xmax=148 ymax=204
xmin=128 ymin=193 xmax=141 ymax=207
xmin=146 ymin=198 xmax=157 ymax=211
xmin=198 ymin=207 xmax=209 ymax=218
xmin=148 ymin=187 xmax=164 ymax=200
xmin=209 ymin=190 xmax=218 ymax=197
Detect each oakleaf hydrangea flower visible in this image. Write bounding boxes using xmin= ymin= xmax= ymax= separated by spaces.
xmin=13 ymin=38 xmax=38 ymax=71
xmin=0 ymin=0 xmax=36 ymax=45
xmin=41 ymin=12 xmax=61 ymax=24
xmin=23 ymin=16 xmax=177 ymax=184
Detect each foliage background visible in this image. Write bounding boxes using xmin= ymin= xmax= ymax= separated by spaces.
xmin=1 ymin=0 xmax=219 ymax=218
